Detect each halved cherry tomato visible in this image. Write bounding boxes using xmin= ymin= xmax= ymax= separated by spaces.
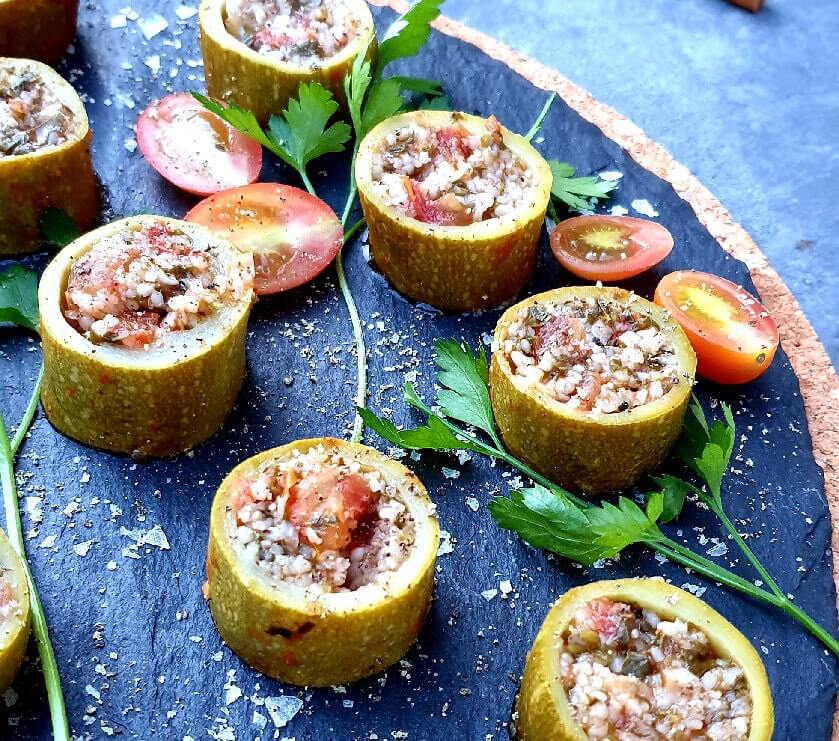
xmin=185 ymin=183 xmax=343 ymax=295
xmin=288 ymin=468 xmax=377 ymax=552
xmin=654 ymin=270 xmax=779 ymax=384
xmin=136 ymin=93 xmax=262 ymax=196
xmin=549 ymin=215 xmax=674 ymax=281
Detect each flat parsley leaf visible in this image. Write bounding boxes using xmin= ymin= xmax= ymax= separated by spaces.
xmin=433 ymin=339 xmax=499 ymax=444
xmin=587 ymin=497 xmax=659 ymax=553
xmin=359 ymin=78 xmax=405 ymax=139
xmin=375 ymin=0 xmax=444 ymax=76
xmin=39 ymin=208 xmax=80 ymax=249
xmin=649 ymin=474 xmax=692 ymax=523
xmin=0 ymin=265 xmax=39 ymax=332
xmin=490 ymin=486 xmax=611 ymax=566
xmin=358 ymin=406 xmax=477 ymax=452
xmin=549 ymin=160 xmax=618 ymax=211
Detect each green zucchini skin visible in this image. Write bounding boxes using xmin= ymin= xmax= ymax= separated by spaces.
xmin=355 ymin=110 xmax=553 ymax=313
xmin=38 ymin=216 xmax=254 ymax=458
xmin=516 ymin=579 xmax=774 ymax=741
xmin=205 ymin=439 xmax=439 ymax=687
xmin=0 ymin=528 xmax=30 ymax=693
xmin=199 ymin=0 xmax=375 ymax=124
xmin=0 ymin=58 xmax=97 ymax=255
xmin=490 ymin=286 xmax=697 ymax=494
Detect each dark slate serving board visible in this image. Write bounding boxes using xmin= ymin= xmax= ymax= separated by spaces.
xmin=1 ymin=2 xmax=836 ymax=739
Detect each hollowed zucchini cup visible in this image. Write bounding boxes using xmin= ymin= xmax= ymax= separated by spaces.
xmin=39 ymin=215 xmax=255 ymax=458
xmin=490 ymin=286 xmax=696 ymax=494
xmin=0 ymin=0 xmax=78 ymax=63
xmin=0 ymin=58 xmax=97 ymax=255
xmin=199 ymin=0 xmax=376 ymax=124
xmin=515 ymin=578 xmax=774 ymax=740
xmin=205 ymin=438 xmax=439 ymax=687
xmin=0 ymin=527 xmax=30 ymax=692
xmin=355 ymin=110 xmax=553 ymax=312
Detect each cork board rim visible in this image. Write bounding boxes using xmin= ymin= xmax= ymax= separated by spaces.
xmin=372 ymin=0 xmax=839 ymax=735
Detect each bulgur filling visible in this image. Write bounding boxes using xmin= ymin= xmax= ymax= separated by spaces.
xmin=561 ymin=598 xmax=752 ymax=740
xmin=231 ymin=445 xmax=416 ymax=592
xmin=370 ymin=116 xmax=537 ymax=226
xmin=0 ymin=68 xmax=75 ymax=157
xmin=501 ymin=296 xmax=682 ymax=413
xmin=224 ymin=0 xmax=364 ymax=65
xmin=64 ymin=221 xmax=248 ymax=348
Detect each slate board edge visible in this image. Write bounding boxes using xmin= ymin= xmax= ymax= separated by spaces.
xmin=375 ymin=0 xmax=839 ymax=716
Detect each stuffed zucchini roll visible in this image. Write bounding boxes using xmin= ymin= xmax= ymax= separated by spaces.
xmin=199 ymin=0 xmax=375 ymax=123
xmin=356 ymin=110 xmax=552 ymax=312
xmin=0 ymin=58 xmax=97 ymax=254
xmin=516 ymin=579 xmax=774 ymax=741
xmin=0 ymin=0 xmax=78 ymax=63
xmin=0 ymin=528 xmax=30 ymax=693
xmin=490 ymin=286 xmax=696 ymax=494
xmin=39 ymin=216 xmax=254 ymax=457
xmin=205 ymin=439 xmax=439 ymax=686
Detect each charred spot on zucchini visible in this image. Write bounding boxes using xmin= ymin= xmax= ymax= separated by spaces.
xmin=516 ymin=579 xmax=774 ymax=741
xmin=356 ymin=110 xmax=552 ymax=312
xmin=490 ymin=286 xmax=696 ymax=494
xmin=205 ymin=438 xmax=439 ymax=686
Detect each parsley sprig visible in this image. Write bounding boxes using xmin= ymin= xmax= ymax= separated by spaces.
xmin=360 ymin=339 xmax=839 ymax=656
xmin=0 ymin=259 xmax=73 ymax=739
xmin=548 ymin=160 xmax=618 ymax=216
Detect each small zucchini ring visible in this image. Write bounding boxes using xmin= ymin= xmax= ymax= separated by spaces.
xmin=0 ymin=0 xmax=78 ymax=63
xmin=198 ymin=0 xmax=376 ymax=124
xmin=516 ymin=578 xmax=774 ymax=740
xmin=39 ymin=215 xmax=255 ymax=458
xmin=490 ymin=286 xmax=696 ymax=494
xmin=356 ymin=110 xmax=553 ymax=312
xmin=205 ymin=438 xmax=439 ymax=687
xmin=0 ymin=527 xmax=30 ymax=693
xmin=0 ymin=57 xmax=97 ymax=255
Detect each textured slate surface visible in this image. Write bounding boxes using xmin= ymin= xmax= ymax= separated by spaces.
xmin=0 ymin=2 xmax=836 ymax=739
xmin=444 ymin=0 xmax=839 ymax=367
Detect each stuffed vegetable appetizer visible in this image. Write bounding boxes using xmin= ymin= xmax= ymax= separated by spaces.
xmin=39 ymin=216 xmax=254 ymax=457
xmin=0 ymin=57 xmax=96 ymax=254
xmin=199 ymin=0 xmax=375 ymax=123
xmin=516 ymin=579 xmax=774 ymax=740
xmin=490 ymin=286 xmax=696 ymax=494
xmin=356 ymin=110 xmax=552 ymax=312
xmin=0 ymin=527 xmax=30 ymax=693
xmin=0 ymin=0 xmax=78 ymax=63
xmin=205 ymin=439 xmax=439 ymax=686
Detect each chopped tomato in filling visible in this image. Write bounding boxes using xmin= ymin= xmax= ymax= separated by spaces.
xmin=561 ymin=598 xmax=752 ymax=740
xmin=232 ymin=446 xmax=416 ymax=591
xmin=371 ymin=115 xmax=535 ymax=225
xmin=63 ymin=222 xmax=246 ymax=348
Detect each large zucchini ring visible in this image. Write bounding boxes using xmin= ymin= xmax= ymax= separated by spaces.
xmin=490 ymin=286 xmax=696 ymax=494
xmin=355 ymin=110 xmax=553 ymax=312
xmin=516 ymin=578 xmax=774 ymax=740
xmin=198 ymin=0 xmax=376 ymax=124
xmin=0 ymin=0 xmax=78 ymax=63
xmin=205 ymin=438 xmax=439 ymax=687
xmin=0 ymin=57 xmax=97 ymax=255
xmin=39 ymin=215 xmax=254 ymax=457
xmin=0 ymin=527 xmax=30 ymax=692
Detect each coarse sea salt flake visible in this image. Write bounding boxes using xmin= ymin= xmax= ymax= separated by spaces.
xmin=145 ymin=55 xmax=161 ymax=73
xmin=481 ymin=589 xmax=498 ymax=601
xmin=599 ymin=170 xmax=623 ymax=181
xmin=39 ymin=534 xmax=57 ymax=549
xmin=138 ymin=14 xmax=168 ymax=40
xmin=436 ymin=529 xmax=454 ymax=556
xmin=631 ymin=198 xmax=659 ymax=217
xmin=176 ymin=5 xmax=198 ymax=20
xmin=110 ymin=14 xmax=128 ymax=28
xmin=609 ymin=204 xmax=629 ymax=216
xmin=465 ymin=497 xmax=479 ymax=512
xmin=73 ymin=540 xmax=95 ymax=557
xmin=264 ymin=695 xmax=303 ymax=728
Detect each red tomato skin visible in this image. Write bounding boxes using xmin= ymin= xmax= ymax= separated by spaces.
xmin=136 ymin=93 xmax=262 ymax=197
xmin=654 ymin=271 xmax=779 ymax=385
xmin=549 ymin=215 xmax=674 ymax=282
xmin=184 ymin=183 xmax=343 ymax=295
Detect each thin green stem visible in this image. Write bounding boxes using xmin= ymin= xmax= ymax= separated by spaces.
xmin=11 ymin=364 xmax=43 ymax=456
xmin=343 ymin=217 xmax=365 ymax=245
xmin=714 ymin=506 xmax=786 ymax=600
xmin=524 ymin=93 xmax=556 ymax=142
xmin=0 ymin=410 xmax=70 ymax=739
xmin=299 ymin=169 xmax=316 ymax=197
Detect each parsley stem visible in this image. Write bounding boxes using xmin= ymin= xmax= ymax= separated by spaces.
xmin=299 ymin=170 xmax=316 ymax=197
xmin=11 ymin=364 xmax=43 ymax=456
xmin=524 ymin=93 xmax=556 ymax=143
xmin=343 ymin=216 xmax=366 ymax=245
xmin=0 ymin=403 xmax=70 ymax=740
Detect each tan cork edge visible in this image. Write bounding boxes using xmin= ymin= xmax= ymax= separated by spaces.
xmin=372 ymin=0 xmax=839 ymax=733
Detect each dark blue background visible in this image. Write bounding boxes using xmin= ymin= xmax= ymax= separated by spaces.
xmin=0 ymin=2 xmax=835 ymax=739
